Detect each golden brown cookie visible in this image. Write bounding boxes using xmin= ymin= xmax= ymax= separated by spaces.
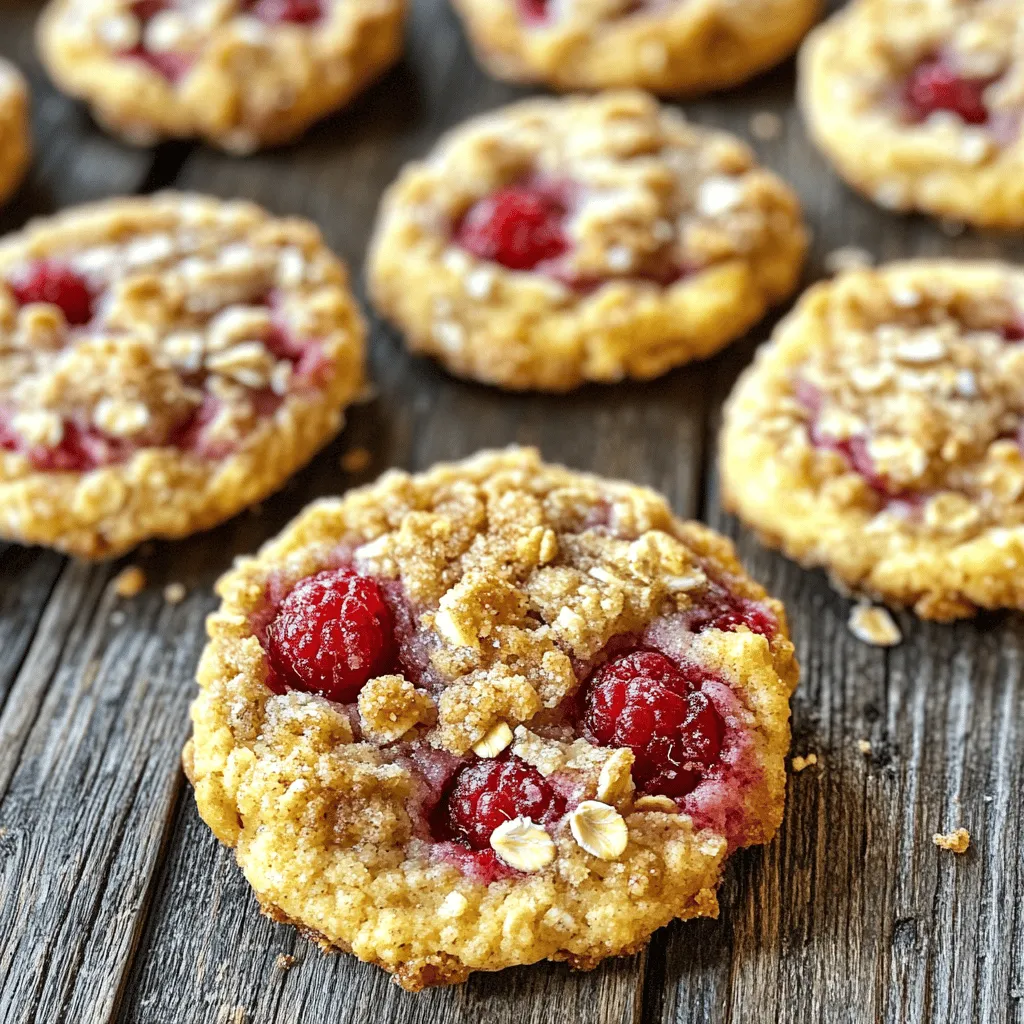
xmin=0 ymin=60 xmax=30 ymax=207
xmin=0 ymin=192 xmax=365 ymax=558
xmin=368 ymin=91 xmax=807 ymax=391
xmin=185 ymin=447 xmax=798 ymax=990
xmin=720 ymin=261 xmax=1024 ymax=621
xmin=37 ymin=0 xmax=404 ymax=152
xmin=452 ymin=0 xmax=820 ymax=95
xmin=800 ymin=0 xmax=1024 ymax=226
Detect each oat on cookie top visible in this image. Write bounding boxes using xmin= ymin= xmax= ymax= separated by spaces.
xmin=368 ymin=91 xmax=807 ymax=390
xmin=799 ymin=0 xmax=1024 ymax=225
xmin=186 ymin=448 xmax=797 ymax=989
xmin=451 ymin=0 xmax=820 ymax=95
xmin=0 ymin=60 xmax=30 ymax=209
xmin=0 ymin=193 xmax=364 ymax=558
xmin=721 ymin=261 xmax=1024 ymax=620
xmin=38 ymin=0 xmax=405 ymax=151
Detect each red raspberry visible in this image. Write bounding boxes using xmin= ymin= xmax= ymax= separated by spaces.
xmin=265 ymin=568 xmax=396 ymax=702
xmin=444 ymin=754 xmax=565 ymax=851
xmin=682 ymin=582 xmax=777 ymax=637
xmin=122 ymin=45 xmax=193 ymax=82
xmin=130 ymin=0 xmax=168 ymax=20
xmin=904 ymin=59 xmax=991 ymax=125
xmin=7 ymin=261 xmax=94 ymax=326
xmin=1003 ymin=319 xmax=1024 ymax=342
xmin=580 ymin=651 xmax=724 ymax=799
xmin=0 ymin=414 xmax=131 ymax=472
xmin=455 ymin=182 xmax=570 ymax=272
xmin=246 ymin=0 xmax=323 ymax=23
xmin=517 ymin=0 xmax=549 ymax=22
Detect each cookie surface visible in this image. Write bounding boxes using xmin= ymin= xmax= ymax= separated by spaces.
xmin=37 ymin=0 xmax=404 ymax=152
xmin=800 ymin=0 xmax=1024 ymax=226
xmin=720 ymin=261 xmax=1024 ymax=620
xmin=0 ymin=60 xmax=30 ymax=208
xmin=452 ymin=0 xmax=819 ymax=95
xmin=0 ymin=192 xmax=364 ymax=558
xmin=368 ymin=91 xmax=807 ymax=391
xmin=185 ymin=447 xmax=797 ymax=989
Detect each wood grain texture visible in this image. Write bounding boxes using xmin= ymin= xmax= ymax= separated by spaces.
xmin=0 ymin=0 xmax=1021 ymax=1020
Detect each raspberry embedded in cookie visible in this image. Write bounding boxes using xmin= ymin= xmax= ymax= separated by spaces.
xmin=245 ymin=0 xmax=324 ymax=25
xmin=442 ymin=754 xmax=566 ymax=851
xmin=681 ymin=582 xmax=777 ymax=636
xmin=517 ymin=0 xmax=550 ymax=23
xmin=7 ymin=261 xmax=94 ymax=326
xmin=0 ymin=414 xmax=131 ymax=472
xmin=120 ymin=0 xmax=194 ymax=82
xmin=581 ymin=650 xmax=724 ymax=799
xmin=265 ymin=568 xmax=396 ymax=702
xmin=903 ymin=58 xmax=992 ymax=125
xmin=455 ymin=181 xmax=570 ymax=272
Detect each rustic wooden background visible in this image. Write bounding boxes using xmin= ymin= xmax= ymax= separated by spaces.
xmin=0 ymin=0 xmax=1021 ymax=1021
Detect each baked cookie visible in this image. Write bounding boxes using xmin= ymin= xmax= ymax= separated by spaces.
xmin=368 ymin=92 xmax=807 ymax=391
xmin=0 ymin=60 xmax=30 ymax=208
xmin=451 ymin=0 xmax=819 ymax=95
xmin=185 ymin=447 xmax=798 ymax=989
xmin=0 ymin=192 xmax=365 ymax=558
xmin=800 ymin=0 xmax=1024 ymax=226
xmin=37 ymin=0 xmax=404 ymax=152
xmin=720 ymin=261 xmax=1024 ymax=621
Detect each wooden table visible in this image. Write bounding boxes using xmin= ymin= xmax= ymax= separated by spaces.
xmin=1 ymin=1 xmax=1021 ymax=1021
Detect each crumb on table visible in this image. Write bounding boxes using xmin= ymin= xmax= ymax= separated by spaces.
xmin=274 ymin=953 xmax=297 ymax=971
xmin=791 ymin=753 xmax=818 ymax=772
xmin=114 ymin=565 xmax=146 ymax=598
xmin=857 ymin=739 xmax=872 ymax=755
xmin=933 ymin=828 xmax=970 ymax=854
xmin=341 ymin=447 xmax=372 ymax=473
xmin=163 ymin=582 xmax=187 ymax=605
xmin=848 ymin=604 xmax=902 ymax=647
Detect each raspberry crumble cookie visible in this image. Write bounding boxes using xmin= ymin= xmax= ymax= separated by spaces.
xmin=452 ymin=0 xmax=820 ymax=95
xmin=37 ymin=0 xmax=404 ymax=152
xmin=368 ymin=92 xmax=807 ymax=391
xmin=800 ymin=0 xmax=1024 ymax=226
xmin=721 ymin=261 xmax=1024 ymax=621
xmin=184 ymin=447 xmax=798 ymax=989
xmin=0 ymin=193 xmax=364 ymax=558
xmin=0 ymin=60 xmax=30 ymax=208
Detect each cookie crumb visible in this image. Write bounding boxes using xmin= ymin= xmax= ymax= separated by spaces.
xmin=824 ymin=246 xmax=874 ymax=275
xmin=114 ymin=565 xmax=147 ymax=597
xmin=341 ymin=447 xmax=372 ymax=473
xmin=933 ymin=828 xmax=970 ymax=854
xmin=749 ymin=111 xmax=783 ymax=141
xmin=791 ymin=753 xmax=818 ymax=772
xmin=163 ymin=582 xmax=187 ymax=605
xmin=848 ymin=604 xmax=902 ymax=647
xmin=274 ymin=953 xmax=296 ymax=971
xmin=110 ymin=610 xmax=126 ymax=627
xmin=857 ymin=739 xmax=872 ymax=755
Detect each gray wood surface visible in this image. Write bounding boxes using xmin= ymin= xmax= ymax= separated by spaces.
xmin=0 ymin=0 xmax=1021 ymax=1021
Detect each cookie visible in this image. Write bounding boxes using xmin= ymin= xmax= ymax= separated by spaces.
xmin=451 ymin=0 xmax=819 ymax=95
xmin=800 ymin=0 xmax=1024 ymax=226
xmin=368 ymin=91 xmax=807 ymax=391
xmin=185 ymin=447 xmax=798 ymax=990
xmin=720 ymin=261 xmax=1024 ymax=621
xmin=0 ymin=60 xmax=30 ymax=207
xmin=0 ymin=192 xmax=365 ymax=558
xmin=37 ymin=0 xmax=404 ymax=152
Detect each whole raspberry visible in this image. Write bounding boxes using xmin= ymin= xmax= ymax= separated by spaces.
xmin=580 ymin=651 xmax=724 ymax=799
xmin=682 ymin=582 xmax=777 ymax=637
xmin=7 ymin=261 xmax=94 ymax=326
xmin=455 ymin=182 xmax=570 ymax=271
xmin=265 ymin=568 xmax=396 ymax=702
xmin=246 ymin=0 xmax=323 ymax=22
xmin=444 ymin=754 xmax=565 ymax=851
xmin=904 ymin=59 xmax=991 ymax=125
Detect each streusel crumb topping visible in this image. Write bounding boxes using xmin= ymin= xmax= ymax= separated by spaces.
xmin=187 ymin=448 xmax=797 ymax=988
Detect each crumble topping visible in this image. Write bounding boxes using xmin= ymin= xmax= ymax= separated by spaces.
xmin=933 ymin=827 xmax=970 ymax=853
